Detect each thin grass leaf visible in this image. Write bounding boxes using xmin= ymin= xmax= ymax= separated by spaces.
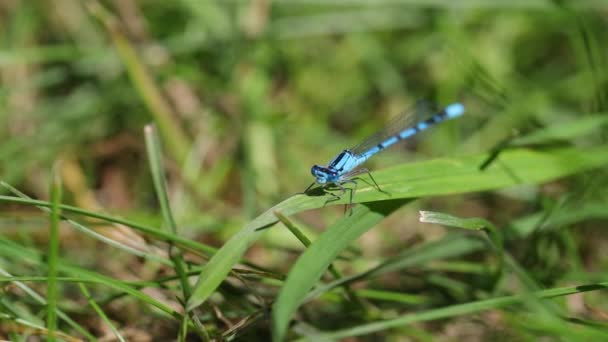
xmin=273 ymin=210 xmax=313 ymax=248
xmin=355 ymin=289 xmax=429 ymax=305
xmin=0 ymin=188 xmax=216 ymax=256
xmin=0 ymin=312 xmax=82 ymax=342
xmin=510 ymin=201 xmax=608 ymax=237
xmin=0 ymin=268 xmax=95 ymax=340
xmin=47 ymin=164 xmax=61 ymax=341
xmin=418 ymin=211 xmax=557 ymax=315
xmin=78 ymin=283 xmax=125 ymax=342
xmin=0 ymin=238 xmax=180 ymax=320
xmin=274 ymin=210 xmax=364 ymax=309
xmin=274 ymin=210 xmax=344 ymax=280
xmin=512 ymin=114 xmax=608 ymax=146
xmin=348 ymin=146 xmax=608 ymax=203
xmin=306 ymin=197 xmax=608 ymax=303
xmin=144 ymin=125 xmax=192 ymax=294
xmin=144 ymin=124 xmax=194 ymax=340
xmin=419 ymin=210 xmax=504 ymax=258
xmin=86 ymin=1 xmax=190 ymax=166
xmin=1 ymin=182 xmax=173 ymax=266
xmin=272 ymin=199 xmax=410 ymax=341
xmin=144 ymin=125 xmax=179 ymax=235
xmin=278 ymin=0 xmax=607 ymax=10
xmin=272 ymin=8 xmax=423 ymax=38
xmin=186 ymin=145 xmax=608 ymax=312
xmin=308 ymin=281 xmax=608 ymax=340
xmin=419 ymin=210 xmax=489 ymax=230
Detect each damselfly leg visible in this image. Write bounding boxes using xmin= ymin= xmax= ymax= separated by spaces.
xmin=343 ymin=168 xmax=387 ymax=194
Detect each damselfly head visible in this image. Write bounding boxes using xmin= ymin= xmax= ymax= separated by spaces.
xmin=311 ymin=165 xmax=328 ymax=184
xmin=311 ymin=165 xmax=339 ymax=184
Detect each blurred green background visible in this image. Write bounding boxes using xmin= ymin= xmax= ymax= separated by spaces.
xmin=1 ymin=0 xmax=608 ymax=340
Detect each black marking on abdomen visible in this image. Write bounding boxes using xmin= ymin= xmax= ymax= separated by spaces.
xmin=426 ymin=111 xmax=446 ymax=125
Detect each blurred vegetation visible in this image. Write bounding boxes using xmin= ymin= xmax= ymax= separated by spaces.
xmin=1 ymin=0 xmax=608 ymax=341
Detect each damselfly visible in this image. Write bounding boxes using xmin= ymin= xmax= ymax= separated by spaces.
xmin=307 ymin=101 xmax=465 ymax=207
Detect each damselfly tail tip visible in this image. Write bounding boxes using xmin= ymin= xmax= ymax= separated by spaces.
xmin=445 ymin=103 xmax=465 ymax=119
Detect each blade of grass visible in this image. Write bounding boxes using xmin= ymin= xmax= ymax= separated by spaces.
xmin=274 ymin=210 xmax=364 ymax=308
xmin=0 ymin=268 xmax=95 ymax=340
xmin=144 ymin=124 xmax=194 ymax=340
xmin=0 ymin=312 xmax=81 ymax=342
xmin=348 ymin=146 xmax=608 ymax=204
xmin=186 ymin=145 xmax=608 ymax=312
xmin=1 ymin=182 xmax=173 ymax=266
xmin=512 ymin=114 xmax=608 ymax=146
xmin=78 ymin=283 xmax=125 ymax=342
xmin=0 ymin=238 xmax=180 ymax=320
xmin=510 ymin=201 xmax=608 ymax=237
xmin=274 ymin=210 xmax=344 ymax=280
xmin=272 ymin=199 xmax=410 ymax=341
xmin=355 ymin=289 xmax=429 ymax=305
xmin=419 ymin=210 xmax=504 ymax=264
xmin=303 ymin=234 xmax=485 ymax=304
xmin=47 ymin=164 xmax=61 ymax=341
xmin=86 ymin=1 xmax=190 ymax=166
xmin=144 ymin=125 xmax=191 ymax=295
xmin=0 ymin=187 xmax=216 ymax=256
xmin=144 ymin=125 xmax=180 ymax=236
xmin=308 ymin=281 xmax=608 ymax=340
xmin=419 ymin=211 xmax=562 ymax=317
xmin=306 ymin=199 xmax=608 ymax=302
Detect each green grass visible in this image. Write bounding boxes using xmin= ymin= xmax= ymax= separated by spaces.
xmin=1 ymin=1 xmax=608 ymax=341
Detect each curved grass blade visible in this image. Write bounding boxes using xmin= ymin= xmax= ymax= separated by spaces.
xmin=307 ymin=282 xmax=608 ymax=341
xmin=0 ymin=238 xmax=180 ymax=320
xmin=512 ymin=114 xmax=608 ymax=146
xmin=0 ymin=187 xmax=216 ymax=256
xmin=144 ymin=125 xmax=191 ymax=296
xmin=0 ymin=267 xmax=95 ymax=340
xmin=78 ymin=283 xmax=126 ymax=342
xmin=47 ymin=165 xmax=62 ymax=341
xmin=1 ymin=182 xmax=173 ymax=266
xmin=186 ymin=145 xmax=608 ymax=312
xmin=272 ymin=199 xmax=409 ymax=341
xmin=304 ymin=199 xmax=608 ymax=304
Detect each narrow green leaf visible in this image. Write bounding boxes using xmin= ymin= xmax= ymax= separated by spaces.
xmin=513 ymin=114 xmax=608 ymax=146
xmin=274 ymin=210 xmax=358 ymax=296
xmin=274 ymin=210 xmax=313 ymax=248
xmin=78 ymin=283 xmax=125 ymax=342
xmin=303 ymin=234 xmax=486 ymax=303
xmin=144 ymin=124 xmax=179 ymax=235
xmin=355 ymin=289 xmax=429 ymax=305
xmin=0 ymin=238 xmax=180 ymax=320
xmin=419 ymin=210 xmax=504 ymax=260
xmin=305 ymin=199 xmax=608 ymax=304
xmin=144 ymin=125 xmax=192 ymax=302
xmin=1 ymin=182 xmax=172 ymax=266
xmin=311 ymin=282 xmax=608 ymax=340
xmin=0 ymin=187 xmax=216 ymax=256
xmin=87 ymin=1 xmax=190 ymax=166
xmin=0 ymin=267 xmax=95 ymax=340
xmin=418 ymin=210 xmax=488 ymax=231
xmin=47 ymin=164 xmax=62 ymax=341
xmin=272 ymin=199 xmax=410 ymax=341
xmin=186 ymin=146 xmax=608 ymax=312
xmin=418 ymin=212 xmax=543 ymax=306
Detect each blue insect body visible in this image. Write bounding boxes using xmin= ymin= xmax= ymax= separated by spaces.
xmin=310 ymin=102 xmax=465 ymax=188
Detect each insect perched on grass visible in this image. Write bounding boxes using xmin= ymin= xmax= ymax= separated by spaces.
xmin=306 ymin=102 xmax=465 ymax=209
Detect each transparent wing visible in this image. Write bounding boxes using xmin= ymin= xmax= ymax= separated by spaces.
xmin=351 ymin=100 xmax=439 ymax=156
